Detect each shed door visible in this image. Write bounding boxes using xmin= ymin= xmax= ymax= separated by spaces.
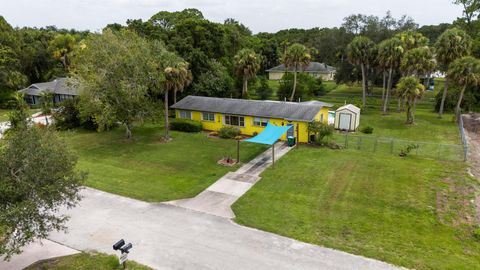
xmin=339 ymin=114 xmax=351 ymax=130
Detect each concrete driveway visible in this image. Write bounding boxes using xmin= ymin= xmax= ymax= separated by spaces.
xmin=47 ymin=188 xmax=402 ymax=270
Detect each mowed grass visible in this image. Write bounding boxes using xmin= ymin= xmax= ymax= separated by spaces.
xmin=25 ymin=252 xmax=152 ymax=270
xmin=62 ymin=123 xmax=269 ymax=202
xmin=233 ymin=147 xmax=480 ymax=269
xmin=358 ymin=109 xmax=460 ymax=144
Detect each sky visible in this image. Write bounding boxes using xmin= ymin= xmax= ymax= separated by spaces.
xmin=1 ymin=0 xmax=464 ymax=33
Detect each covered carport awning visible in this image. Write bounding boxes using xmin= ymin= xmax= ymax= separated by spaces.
xmin=242 ymin=123 xmax=291 ymax=167
xmin=244 ymin=123 xmax=291 ymax=145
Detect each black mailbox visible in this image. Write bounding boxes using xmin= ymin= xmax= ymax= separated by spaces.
xmin=121 ymin=243 xmax=133 ymax=253
xmin=113 ymin=239 xmax=125 ymax=250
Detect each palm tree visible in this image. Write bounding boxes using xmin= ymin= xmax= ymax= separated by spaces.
xmin=347 ymin=36 xmax=375 ymax=108
xmin=448 ymin=56 xmax=480 ymax=115
xmin=377 ymin=38 xmax=404 ymax=113
xmin=435 ymin=28 xmax=472 ymax=118
xmin=283 ymin=43 xmax=311 ymax=101
xmin=163 ymin=67 xmax=176 ymax=139
xmin=234 ymin=48 xmax=261 ymax=99
xmin=172 ymin=62 xmax=193 ymax=104
xmin=400 ymin=47 xmax=436 ymax=78
xmin=396 ymin=76 xmax=425 ymax=124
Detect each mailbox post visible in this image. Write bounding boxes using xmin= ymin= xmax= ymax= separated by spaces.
xmin=113 ymin=239 xmax=133 ymax=269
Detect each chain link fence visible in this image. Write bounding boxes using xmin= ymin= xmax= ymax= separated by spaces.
xmin=332 ymin=133 xmax=465 ymax=161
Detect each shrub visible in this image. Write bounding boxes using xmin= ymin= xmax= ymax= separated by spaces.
xmin=218 ymin=126 xmax=240 ymax=139
xmin=361 ymin=126 xmax=374 ymax=134
xmin=308 ymin=121 xmax=334 ymax=145
xmin=52 ymin=99 xmax=81 ymax=130
xmin=473 ymin=227 xmax=480 ymax=241
xmin=52 ymin=98 xmax=100 ymax=131
xmin=252 ymin=131 xmax=258 ymax=136
xmin=169 ymin=119 xmax=202 ymax=133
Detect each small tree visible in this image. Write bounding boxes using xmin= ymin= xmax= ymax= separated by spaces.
xmin=283 ymin=43 xmax=312 ymax=101
xmin=448 ymin=56 xmax=480 ymax=115
xmin=234 ymin=48 xmax=261 ymax=99
xmin=308 ymin=121 xmax=333 ymax=145
xmin=0 ymin=116 xmax=84 ymax=259
xmin=396 ymin=76 xmax=425 ymax=124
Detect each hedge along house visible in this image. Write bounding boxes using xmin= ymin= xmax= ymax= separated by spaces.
xmin=266 ymin=62 xmax=336 ymax=81
xmin=18 ymin=77 xmax=78 ymax=106
xmin=171 ymin=96 xmax=333 ymax=143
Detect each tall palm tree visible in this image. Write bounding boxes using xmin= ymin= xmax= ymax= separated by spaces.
xmin=283 ymin=43 xmax=311 ymax=101
xmin=448 ymin=56 xmax=480 ymax=115
xmin=347 ymin=36 xmax=375 ymax=108
xmin=377 ymin=37 xmax=404 ymax=113
xmin=234 ymin=48 xmax=261 ymax=99
xmin=435 ymin=28 xmax=472 ymax=118
xmin=396 ymin=76 xmax=425 ymax=124
xmin=400 ymin=47 xmax=436 ymax=78
xmin=172 ymin=62 xmax=193 ymax=104
xmin=400 ymin=47 xmax=436 ymax=117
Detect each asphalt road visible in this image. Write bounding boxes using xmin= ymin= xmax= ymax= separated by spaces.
xmin=47 ymin=188 xmax=403 ymax=270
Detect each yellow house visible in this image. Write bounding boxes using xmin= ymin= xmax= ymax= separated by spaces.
xmin=171 ymin=96 xmax=333 ymax=143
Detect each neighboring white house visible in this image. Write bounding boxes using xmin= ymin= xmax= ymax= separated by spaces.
xmin=334 ymin=104 xmax=360 ymax=131
xmin=266 ymin=62 xmax=336 ymax=81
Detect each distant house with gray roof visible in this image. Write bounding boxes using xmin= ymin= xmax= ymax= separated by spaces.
xmin=18 ymin=78 xmax=78 ymax=106
xmin=266 ymin=62 xmax=336 ymax=81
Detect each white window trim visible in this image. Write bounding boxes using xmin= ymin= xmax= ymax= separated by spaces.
xmin=202 ymin=112 xmax=215 ymax=122
xmin=223 ymin=115 xmax=245 ymax=127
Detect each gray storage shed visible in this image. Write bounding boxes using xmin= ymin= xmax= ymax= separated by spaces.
xmin=334 ymin=104 xmax=360 ymax=131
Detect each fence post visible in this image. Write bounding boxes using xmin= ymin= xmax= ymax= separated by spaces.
xmin=373 ymin=138 xmax=378 ymax=152
xmin=390 ymin=139 xmax=394 ymax=154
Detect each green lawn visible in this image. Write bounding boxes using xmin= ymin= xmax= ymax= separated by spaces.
xmin=357 ymin=109 xmax=460 ymax=144
xmin=62 ymin=123 xmax=269 ymax=202
xmin=25 ymin=252 xmax=152 ymax=270
xmin=233 ymin=147 xmax=480 ymax=270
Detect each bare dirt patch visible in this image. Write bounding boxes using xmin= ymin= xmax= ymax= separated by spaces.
xmin=462 ymin=113 xmax=480 ymax=223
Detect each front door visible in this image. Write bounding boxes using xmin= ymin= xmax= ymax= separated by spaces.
xmin=339 ymin=114 xmax=351 ymax=130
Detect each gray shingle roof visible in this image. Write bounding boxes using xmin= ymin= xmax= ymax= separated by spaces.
xmin=266 ymin=62 xmax=336 ymax=73
xmin=18 ymin=78 xmax=78 ymax=96
xmin=171 ymin=96 xmax=333 ymax=122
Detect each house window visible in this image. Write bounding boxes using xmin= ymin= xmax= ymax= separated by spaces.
xmin=253 ymin=117 xmax=268 ymax=127
xmin=179 ymin=110 xmax=191 ymax=119
xmin=224 ymin=115 xmax=245 ymax=127
xmin=202 ymin=112 xmax=215 ymax=122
